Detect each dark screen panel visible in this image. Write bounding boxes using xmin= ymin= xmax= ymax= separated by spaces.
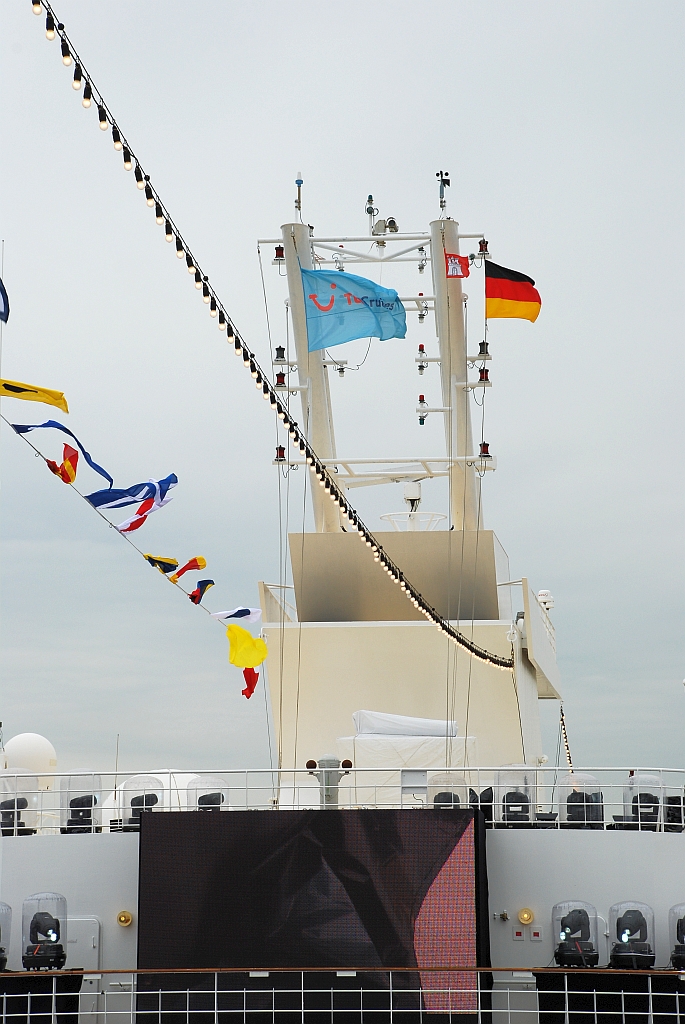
xmin=138 ymin=808 xmax=485 ymax=984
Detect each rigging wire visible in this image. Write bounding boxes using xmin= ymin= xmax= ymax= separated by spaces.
xmin=29 ymin=1 xmax=513 ymax=671
xmin=0 ymin=414 xmax=223 ymax=621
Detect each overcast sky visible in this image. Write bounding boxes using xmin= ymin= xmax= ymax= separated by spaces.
xmin=0 ymin=1 xmax=683 ymax=774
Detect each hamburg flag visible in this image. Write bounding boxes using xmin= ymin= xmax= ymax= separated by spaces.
xmin=302 ymin=268 xmax=406 ymax=351
xmin=445 ymin=253 xmax=470 ymax=278
xmin=46 ymin=444 xmax=78 ymax=484
xmin=485 ymin=261 xmax=541 ymax=322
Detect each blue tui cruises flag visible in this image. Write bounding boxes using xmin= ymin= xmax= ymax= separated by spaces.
xmin=301 ymin=268 xmax=406 ymax=352
xmin=0 ymin=277 xmax=9 ymax=323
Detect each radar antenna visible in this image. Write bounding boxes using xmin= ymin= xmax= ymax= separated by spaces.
xmin=436 ymin=170 xmax=450 ymax=211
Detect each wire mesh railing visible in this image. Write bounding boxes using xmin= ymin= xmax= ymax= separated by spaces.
xmin=1 ymin=767 xmax=684 ymax=835
xmin=2 ymin=967 xmax=685 ymax=1023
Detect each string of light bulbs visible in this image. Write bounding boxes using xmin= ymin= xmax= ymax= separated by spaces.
xmin=29 ymin=0 xmax=514 ymax=671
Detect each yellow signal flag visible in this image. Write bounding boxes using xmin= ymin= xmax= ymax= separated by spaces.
xmin=226 ymin=624 xmax=268 ymax=669
xmin=0 ymin=379 xmax=68 ymax=413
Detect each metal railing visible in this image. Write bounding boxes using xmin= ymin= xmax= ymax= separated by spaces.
xmin=2 ymin=966 xmax=685 ymax=1023
xmin=1 ymin=767 xmax=683 ymax=835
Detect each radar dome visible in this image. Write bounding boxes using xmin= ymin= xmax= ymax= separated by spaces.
xmin=4 ymin=734 xmax=57 ymax=790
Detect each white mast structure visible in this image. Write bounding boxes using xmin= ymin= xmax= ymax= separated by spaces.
xmin=272 ymin=175 xmax=490 ymax=529
xmin=258 ymin=177 xmax=559 ymax=772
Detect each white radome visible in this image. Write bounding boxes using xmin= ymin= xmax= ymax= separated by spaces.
xmin=4 ymin=732 xmax=57 ymax=777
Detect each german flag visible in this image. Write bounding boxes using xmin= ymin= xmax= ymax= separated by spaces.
xmin=485 ymin=261 xmax=541 ymax=322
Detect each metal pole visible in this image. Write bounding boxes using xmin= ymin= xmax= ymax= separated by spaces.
xmin=280 ymin=223 xmax=341 ymax=532
xmin=430 ymin=219 xmax=481 ymax=530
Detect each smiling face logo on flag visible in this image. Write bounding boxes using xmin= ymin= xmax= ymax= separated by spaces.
xmin=302 ymin=268 xmax=406 ymax=352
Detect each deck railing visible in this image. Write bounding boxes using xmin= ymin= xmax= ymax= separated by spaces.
xmin=1 ymin=966 xmax=685 ymax=1023
xmin=0 ymin=766 xmax=683 ymax=835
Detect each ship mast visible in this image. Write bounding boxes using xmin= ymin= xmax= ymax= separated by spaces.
xmin=430 ymin=215 xmax=481 ymax=530
xmin=280 ymin=221 xmax=341 ymax=533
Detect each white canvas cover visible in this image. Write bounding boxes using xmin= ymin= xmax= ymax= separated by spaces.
xmin=352 ymin=710 xmax=458 ymax=737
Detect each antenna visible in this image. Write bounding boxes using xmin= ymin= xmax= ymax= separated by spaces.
xmin=295 ymin=171 xmax=303 ymax=214
xmin=436 ymin=170 xmax=450 ymax=211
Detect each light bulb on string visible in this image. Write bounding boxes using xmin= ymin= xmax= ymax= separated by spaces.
xmin=134 ymin=165 xmax=144 ymax=188
xmin=250 ymin=363 xmax=260 ymax=380
xmin=61 ymin=39 xmax=72 ymax=65
xmin=98 ymin=105 xmax=107 ymax=129
xmin=186 ymin=254 xmax=194 ymax=273
xmin=144 ymin=182 xmax=154 ymax=206
xmin=218 ymin=311 xmax=226 ymax=329
xmin=164 ymin=221 xmax=173 ymax=242
xmin=154 ymin=204 xmax=164 ymax=225
xmin=72 ymin=64 xmax=82 ymax=89
xmin=209 ymin=297 xmax=217 ymax=317
xmin=263 ymin=383 xmax=270 ymax=399
xmin=176 ymin=236 xmax=184 ymax=258
xmin=202 ymin=282 xmax=210 ymax=302
xmin=45 ymin=14 xmax=55 ymax=38
xmin=195 ymin=271 xmax=202 ymax=290
xmin=112 ymin=126 xmax=122 ymax=151
xmin=33 ymin=2 xmax=42 ymax=14
xmin=122 ymin=148 xmax=132 ymax=171
xmin=82 ymin=82 xmax=92 ymax=107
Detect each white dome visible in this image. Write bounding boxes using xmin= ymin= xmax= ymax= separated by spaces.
xmin=5 ymin=733 xmax=57 ymax=774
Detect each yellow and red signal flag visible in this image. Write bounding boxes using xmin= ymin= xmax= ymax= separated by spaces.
xmin=46 ymin=444 xmax=78 ymax=484
xmin=226 ymin=623 xmax=268 ymax=700
xmin=485 ymin=261 xmax=541 ymax=322
xmin=0 ymin=379 xmax=68 ymax=412
xmin=169 ymin=556 xmax=207 ymax=584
